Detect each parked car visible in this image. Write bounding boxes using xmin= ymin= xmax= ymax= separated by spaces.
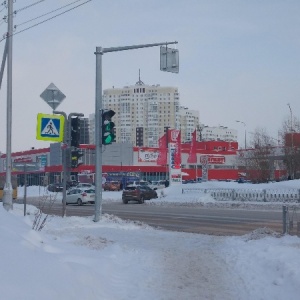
xmin=47 ymin=183 xmax=63 ymax=192
xmin=76 ymin=183 xmax=95 ymax=189
xmin=122 ymin=185 xmax=158 ymax=204
xmin=65 ymin=188 xmax=95 ymax=205
xmin=149 ymin=181 xmax=165 ymax=190
xmin=185 ymin=179 xmax=197 ymax=184
xmin=237 ymin=177 xmax=245 ymax=183
xmin=125 ymin=180 xmax=150 ymax=188
xmin=103 ymin=181 xmax=121 ymax=191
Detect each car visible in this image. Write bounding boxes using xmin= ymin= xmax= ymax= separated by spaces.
xmin=125 ymin=180 xmax=150 ymax=188
xmin=65 ymin=188 xmax=95 ymax=205
xmin=122 ymin=185 xmax=158 ymax=204
xmin=149 ymin=181 xmax=165 ymax=190
xmin=103 ymin=181 xmax=121 ymax=191
xmin=76 ymin=183 xmax=95 ymax=189
xmin=185 ymin=179 xmax=197 ymax=184
xmin=47 ymin=183 xmax=63 ymax=192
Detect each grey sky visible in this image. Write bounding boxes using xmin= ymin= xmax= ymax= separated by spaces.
xmin=0 ymin=0 xmax=299 ymax=152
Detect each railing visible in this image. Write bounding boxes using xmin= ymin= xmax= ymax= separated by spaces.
xmin=182 ymin=187 xmax=300 ymax=235
xmin=182 ymin=187 xmax=300 ymax=203
xmin=283 ymin=205 xmax=300 ymax=235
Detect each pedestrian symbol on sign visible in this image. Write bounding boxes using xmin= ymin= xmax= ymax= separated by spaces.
xmin=36 ymin=113 xmax=65 ymax=142
xmin=41 ymin=119 xmax=59 ymax=137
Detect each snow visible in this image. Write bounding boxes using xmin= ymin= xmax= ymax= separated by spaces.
xmin=1 ymin=180 xmax=300 ymax=299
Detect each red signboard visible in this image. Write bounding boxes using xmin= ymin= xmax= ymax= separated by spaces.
xmin=200 ymin=155 xmax=225 ymax=164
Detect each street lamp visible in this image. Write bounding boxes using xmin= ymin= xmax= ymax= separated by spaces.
xmin=236 ymin=120 xmax=246 ymax=149
xmin=287 ymin=103 xmax=294 ymax=149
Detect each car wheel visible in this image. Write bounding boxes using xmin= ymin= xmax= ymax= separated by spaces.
xmin=139 ymin=196 xmax=144 ymax=204
xmin=122 ymin=199 xmax=128 ymax=204
xmin=77 ymin=198 xmax=83 ymax=206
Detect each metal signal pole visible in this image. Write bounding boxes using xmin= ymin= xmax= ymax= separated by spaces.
xmin=94 ymin=41 xmax=178 ymax=222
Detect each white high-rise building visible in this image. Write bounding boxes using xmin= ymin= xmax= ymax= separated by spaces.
xmin=98 ymin=78 xmax=181 ymax=147
xmin=88 ymin=113 xmax=96 ymax=145
xmin=179 ymin=106 xmax=199 ymax=143
xmin=200 ymin=125 xmax=237 ymax=142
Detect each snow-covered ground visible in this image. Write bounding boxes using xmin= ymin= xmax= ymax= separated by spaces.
xmin=1 ymin=180 xmax=300 ymax=299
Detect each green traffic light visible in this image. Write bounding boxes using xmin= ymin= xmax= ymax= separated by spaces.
xmin=102 ymin=110 xmax=115 ymax=145
xmin=103 ymin=133 xmax=115 ymax=145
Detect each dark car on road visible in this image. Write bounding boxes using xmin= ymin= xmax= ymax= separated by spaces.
xmin=122 ymin=185 xmax=158 ymax=204
xmin=47 ymin=183 xmax=63 ymax=192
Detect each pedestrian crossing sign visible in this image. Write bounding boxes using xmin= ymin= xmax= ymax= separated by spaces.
xmin=36 ymin=113 xmax=65 ymax=142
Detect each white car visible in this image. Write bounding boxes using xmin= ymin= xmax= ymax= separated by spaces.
xmin=76 ymin=183 xmax=95 ymax=189
xmin=65 ymin=188 xmax=95 ymax=205
xmin=149 ymin=181 xmax=165 ymax=190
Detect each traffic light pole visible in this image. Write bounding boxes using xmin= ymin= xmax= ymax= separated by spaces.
xmin=94 ymin=41 xmax=178 ymax=222
xmin=53 ymin=110 xmax=68 ymax=217
xmin=54 ymin=111 xmax=83 ymax=217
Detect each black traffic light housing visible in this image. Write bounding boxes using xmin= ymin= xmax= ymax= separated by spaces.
xmin=71 ymin=117 xmax=81 ymax=147
xmin=102 ymin=109 xmax=115 ymax=145
xmin=71 ymin=149 xmax=84 ymax=169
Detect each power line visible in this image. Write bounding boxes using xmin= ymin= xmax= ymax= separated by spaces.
xmin=15 ymin=0 xmax=84 ymax=28
xmin=0 ymin=0 xmax=92 ymax=42
xmin=0 ymin=1 xmax=7 ymax=14
xmin=15 ymin=0 xmax=45 ymax=14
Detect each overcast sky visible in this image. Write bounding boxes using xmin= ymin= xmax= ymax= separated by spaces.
xmin=0 ymin=0 xmax=299 ymax=152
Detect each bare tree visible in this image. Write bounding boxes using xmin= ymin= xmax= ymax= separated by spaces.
xmin=238 ymin=128 xmax=277 ymax=182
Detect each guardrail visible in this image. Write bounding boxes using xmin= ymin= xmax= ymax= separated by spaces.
xmin=182 ymin=188 xmax=300 ymax=203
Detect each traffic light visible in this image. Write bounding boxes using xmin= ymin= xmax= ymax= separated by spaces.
xmin=71 ymin=117 xmax=80 ymax=147
xmin=102 ymin=109 xmax=115 ymax=145
xmin=71 ymin=150 xmax=84 ymax=168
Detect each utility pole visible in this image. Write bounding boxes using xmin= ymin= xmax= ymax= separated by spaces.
xmin=287 ymin=103 xmax=294 ymax=179
xmin=3 ymin=0 xmax=13 ymax=211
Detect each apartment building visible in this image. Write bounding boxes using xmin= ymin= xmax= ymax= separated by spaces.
xmin=96 ymin=79 xmax=181 ymax=147
xmin=179 ymin=106 xmax=199 ymax=142
xmin=200 ymin=126 xmax=237 ymax=142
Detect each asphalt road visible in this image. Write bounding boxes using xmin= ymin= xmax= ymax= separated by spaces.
xmin=20 ymin=197 xmax=286 ymax=236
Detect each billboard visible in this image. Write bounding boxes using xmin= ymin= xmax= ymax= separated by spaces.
xmin=138 ymin=148 xmax=159 ymax=162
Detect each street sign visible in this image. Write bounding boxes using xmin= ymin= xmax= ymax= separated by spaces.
xmin=36 ymin=113 xmax=65 ymax=142
xmin=40 ymin=83 xmax=66 ymax=110
xmin=160 ymin=46 xmax=179 ymax=73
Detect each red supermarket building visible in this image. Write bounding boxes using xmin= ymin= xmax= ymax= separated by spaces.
xmin=0 ymin=140 xmax=246 ymax=185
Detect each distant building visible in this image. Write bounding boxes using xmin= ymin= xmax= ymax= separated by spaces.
xmin=79 ymin=118 xmax=90 ymax=144
xmin=88 ymin=114 xmax=95 ymax=145
xmin=200 ymin=126 xmax=237 ymax=142
xmin=179 ymin=107 xmax=199 ymax=143
xmin=93 ymin=77 xmax=181 ymax=147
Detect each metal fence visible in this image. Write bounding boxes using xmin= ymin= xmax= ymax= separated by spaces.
xmin=182 ymin=188 xmax=300 ymax=203
xmin=283 ymin=205 xmax=300 ymax=235
xmin=183 ymin=187 xmax=300 ymax=235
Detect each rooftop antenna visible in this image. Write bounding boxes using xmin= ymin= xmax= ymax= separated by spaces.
xmin=136 ymin=68 xmax=144 ymax=85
